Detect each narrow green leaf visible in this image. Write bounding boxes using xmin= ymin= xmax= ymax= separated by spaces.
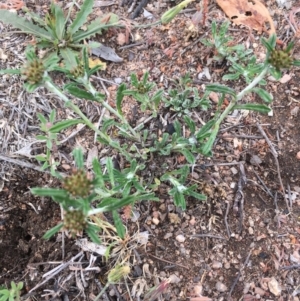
xmin=43 ymin=223 xmax=64 ymax=239
xmin=60 ymin=48 xmax=78 ymax=70
xmin=92 ymin=158 xmax=104 ymax=186
xmin=49 ymin=109 xmax=56 ymax=123
xmin=206 ymin=84 xmax=237 ymax=97
xmin=186 ymin=189 xmax=207 ymax=201
xmin=174 ymin=192 xmax=186 ymax=210
xmin=222 ymin=73 xmax=240 ymax=81
xmin=50 ymin=119 xmax=84 ymax=133
xmin=86 ymin=223 xmax=101 ymax=244
xmin=183 ymin=115 xmax=195 ymax=133
xmin=251 ymin=87 xmax=273 ymax=103
xmin=35 ymin=155 xmax=47 ymax=162
xmin=233 ymin=103 xmax=271 ymax=114
xmin=106 ymin=158 xmax=115 ymax=188
xmin=72 ymin=13 xmax=119 ymax=42
xmin=201 ymin=125 xmax=219 ymax=156
xmin=65 ymin=84 xmax=97 ymax=100
xmin=0 ymin=10 xmax=52 ymax=40
xmin=112 ymin=210 xmax=125 ymax=239
xmin=269 ymin=67 xmax=282 ymax=80
xmin=37 ymin=112 xmax=47 ymax=124
xmin=177 ymin=148 xmax=195 ymax=164
xmin=116 ymin=83 xmax=126 ymax=116
xmin=53 ymin=3 xmax=65 ymax=39
xmin=293 ymin=60 xmax=300 ymax=67
xmin=73 ymin=148 xmax=84 ymax=169
xmin=0 ymin=69 xmax=21 ymax=75
xmin=36 ymin=135 xmax=47 ymax=141
xmin=69 ymin=0 xmax=94 ymax=35
xmin=31 ymin=187 xmax=68 ymax=197
xmin=196 ymin=119 xmax=215 ymax=140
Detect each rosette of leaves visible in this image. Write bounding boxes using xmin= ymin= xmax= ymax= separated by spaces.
xmin=262 ymin=36 xmax=300 ymax=78
xmin=31 ymin=148 xmax=157 ymax=242
xmin=162 ymin=73 xmax=210 ymax=116
xmin=0 ymin=0 xmax=119 ymax=70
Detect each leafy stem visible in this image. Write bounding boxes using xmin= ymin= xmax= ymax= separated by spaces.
xmin=215 ymin=66 xmax=270 ymax=128
xmin=44 ymin=79 xmax=132 ymax=160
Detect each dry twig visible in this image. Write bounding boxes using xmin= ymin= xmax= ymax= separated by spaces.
xmin=256 ymin=123 xmax=289 ymax=211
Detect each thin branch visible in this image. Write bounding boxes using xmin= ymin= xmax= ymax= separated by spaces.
xmin=256 ymin=123 xmax=289 ymax=211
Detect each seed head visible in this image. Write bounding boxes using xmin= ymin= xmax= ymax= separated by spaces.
xmin=21 ymin=59 xmax=45 ymax=84
xmin=161 ymin=0 xmax=194 ymax=24
xmin=63 ymin=169 xmax=93 ymax=198
xmin=107 ymin=265 xmax=130 ymax=284
xmin=64 ymin=210 xmax=87 ymax=236
xmin=268 ymin=49 xmax=293 ymax=70
xmin=70 ymin=64 xmax=84 ymax=78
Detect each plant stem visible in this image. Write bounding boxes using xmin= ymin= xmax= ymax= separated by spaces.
xmin=215 ymin=66 xmax=270 ymax=128
xmin=94 ymin=282 xmax=110 ymax=301
xmin=44 ymin=79 xmax=132 ymax=160
xmin=82 ymin=78 xmax=140 ymax=140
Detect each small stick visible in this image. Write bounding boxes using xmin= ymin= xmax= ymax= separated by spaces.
xmin=233 ymin=163 xmax=247 ymax=234
xmin=256 ymin=123 xmax=289 ymax=211
xmin=224 ymin=200 xmax=231 ymax=238
xmin=274 ymin=192 xmax=280 ymax=229
xmin=252 ymin=168 xmax=274 ymax=198
xmin=148 ymin=254 xmax=189 ymax=269
xmin=228 ymin=249 xmax=252 ymax=297
xmin=189 ymin=234 xmax=227 ymax=240
xmin=177 ymin=161 xmax=246 ymax=168
xmin=280 ymin=264 xmax=300 ymax=270
xmin=0 ymin=154 xmax=67 ymax=177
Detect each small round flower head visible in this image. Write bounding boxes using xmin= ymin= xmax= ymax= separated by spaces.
xmin=21 ymin=58 xmax=45 ymax=84
xmin=107 ymin=265 xmax=130 ymax=284
xmin=268 ymin=49 xmax=293 ymax=71
xmin=62 ymin=169 xmax=93 ymax=198
xmin=64 ymin=210 xmax=87 ymax=236
xmin=70 ymin=64 xmax=84 ymax=78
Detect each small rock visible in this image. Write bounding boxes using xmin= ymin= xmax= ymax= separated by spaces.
xmin=255 ymin=287 xmax=266 ymax=296
xmin=297 ymin=152 xmax=300 ymax=160
xmin=212 ymin=260 xmax=223 ymax=269
xmin=216 ymin=281 xmax=227 ymax=292
xmin=164 ymin=233 xmax=173 ymax=239
xmin=176 ymin=234 xmax=185 ymax=243
xmin=248 ymin=227 xmax=254 ymax=235
xmin=230 ymin=167 xmax=238 ymax=175
xmin=152 ymin=217 xmax=159 ymax=225
xmin=268 ymin=277 xmax=281 ymax=296
xmin=169 ymin=274 xmax=181 ymax=283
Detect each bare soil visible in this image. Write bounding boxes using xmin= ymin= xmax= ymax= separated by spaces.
xmin=1 ymin=0 xmax=300 ymax=300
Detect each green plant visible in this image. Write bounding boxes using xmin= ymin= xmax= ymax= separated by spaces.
xmin=31 ymin=148 xmax=157 ymax=241
xmin=162 ymin=73 xmax=210 ymax=116
xmin=0 ymin=282 xmax=23 ymax=301
xmin=0 ymin=0 xmax=119 ymax=70
xmin=201 ymin=21 xmax=266 ymax=84
xmin=118 ymin=72 xmax=163 ymax=116
xmin=196 ymin=33 xmax=300 ymax=156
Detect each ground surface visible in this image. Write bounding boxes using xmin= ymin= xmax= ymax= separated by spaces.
xmin=1 ymin=0 xmax=300 ymax=300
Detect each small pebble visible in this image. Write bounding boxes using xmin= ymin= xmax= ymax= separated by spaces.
xmin=152 ymin=217 xmax=159 ymax=225
xmin=164 ymin=233 xmax=173 ymax=239
xmin=297 ymin=152 xmax=300 ymax=160
xmin=212 ymin=260 xmax=223 ymax=269
xmin=216 ymin=281 xmax=227 ymax=292
xmin=248 ymin=227 xmax=254 ymax=235
xmin=176 ymin=234 xmax=185 ymax=243
xmin=268 ymin=277 xmax=281 ymax=296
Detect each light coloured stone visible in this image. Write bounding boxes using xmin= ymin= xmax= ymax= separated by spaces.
xmin=176 ymin=234 xmax=185 ymax=243
xmin=216 ymin=281 xmax=227 ymax=292
xmin=268 ymin=277 xmax=281 ymax=296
